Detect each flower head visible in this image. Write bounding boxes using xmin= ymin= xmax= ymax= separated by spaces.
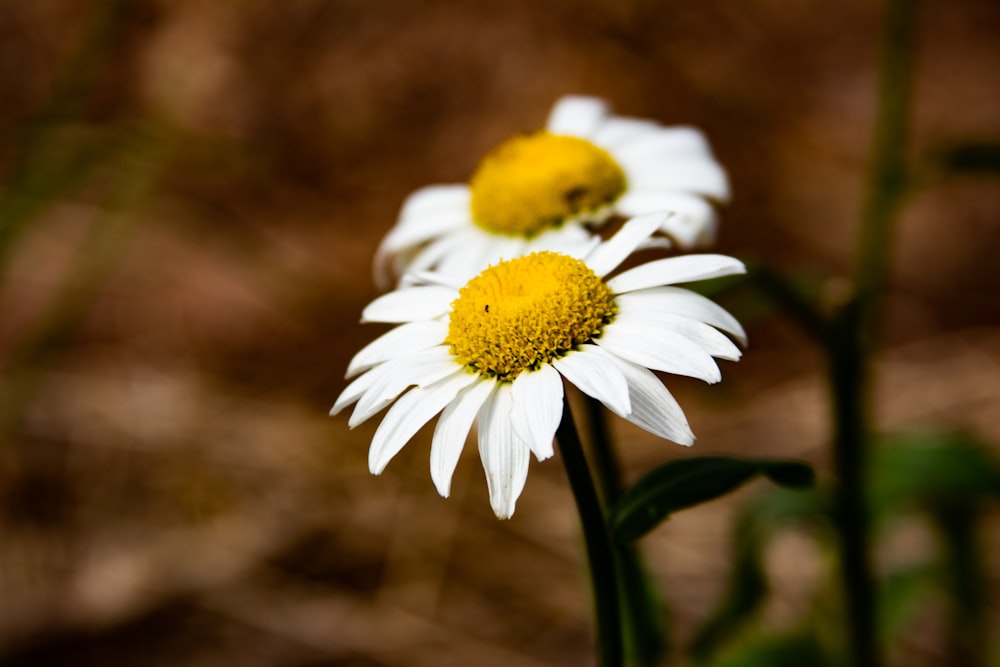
xmin=374 ymin=96 xmax=731 ymax=288
xmin=334 ymin=214 xmax=746 ymax=519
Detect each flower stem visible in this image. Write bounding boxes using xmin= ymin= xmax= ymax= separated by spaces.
xmin=831 ymin=1 xmax=919 ymax=666
xmin=557 ymin=397 xmax=623 ymax=667
xmin=585 ymin=396 xmax=666 ymax=666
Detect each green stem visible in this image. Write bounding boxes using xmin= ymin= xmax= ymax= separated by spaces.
xmin=557 ymin=398 xmax=623 ymax=667
xmin=832 ymin=1 xmax=919 ymax=666
xmin=855 ymin=0 xmax=918 ymax=314
xmin=584 ymin=396 xmax=624 ymax=502
xmin=585 ymin=396 xmax=666 ymax=666
xmin=827 ymin=300 xmax=878 ymax=667
xmin=936 ymin=507 xmax=987 ymax=667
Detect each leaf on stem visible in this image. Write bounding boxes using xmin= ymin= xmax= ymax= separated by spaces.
xmin=609 ymin=456 xmax=815 ymax=544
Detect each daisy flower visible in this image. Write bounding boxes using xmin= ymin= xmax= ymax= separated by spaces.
xmin=374 ymin=95 xmax=730 ymax=288
xmin=333 ymin=214 xmax=746 ymax=519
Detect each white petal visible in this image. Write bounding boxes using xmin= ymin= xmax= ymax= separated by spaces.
xmin=546 ymin=96 xmax=610 ymax=138
xmin=613 ymin=311 xmax=742 ymax=361
xmin=373 ymin=185 xmax=471 ymax=288
xmin=614 ymin=286 xmax=747 ymax=345
xmin=399 ymin=269 xmax=466 ymax=290
xmin=626 ymin=160 xmax=730 ymax=201
xmin=525 ymin=224 xmax=597 ymax=256
xmin=658 ymin=208 xmax=719 ymax=248
xmin=604 ymin=354 xmax=695 ymax=445
xmin=349 ymin=346 xmax=458 ymax=427
xmin=437 ymin=234 xmax=524 ymax=281
xmin=400 ymin=228 xmax=479 ymax=280
xmin=346 ymin=320 xmax=449 ymax=378
xmin=584 ymin=212 xmax=669 ymax=277
xmin=595 ymin=320 xmax=722 ymax=383
xmin=608 ymin=254 xmax=746 ymax=294
xmin=368 ymin=371 xmax=479 ymax=474
xmin=398 ymin=184 xmax=472 ymax=222
xmin=591 ymin=117 xmax=661 ymax=150
xmin=614 ymin=191 xmax=718 ymax=248
xmin=552 ymin=345 xmax=631 ymax=417
xmin=361 ymin=285 xmax=457 ymax=323
xmin=511 ymin=365 xmax=563 ymax=461
xmin=614 ymin=127 xmax=713 ymax=161
xmin=478 ymin=384 xmax=531 ymax=519
xmin=331 ymin=366 xmax=381 ymax=416
xmin=430 ymin=377 xmax=495 ymax=497
xmin=379 ymin=196 xmax=470 ymax=253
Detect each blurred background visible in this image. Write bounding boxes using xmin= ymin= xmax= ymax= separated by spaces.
xmin=1 ymin=0 xmax=998 ymax=665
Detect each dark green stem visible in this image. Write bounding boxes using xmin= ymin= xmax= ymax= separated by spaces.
xmin=827 ymin=300 xmax=878 ymax=667
xmin=585 ymin=396 xmax=666 ymax=666
xmin=855 ymin=0 xmax=918 ymax=315
xmin=936 ymin=507 xmax=986 ymax=667
xmin=584 ymin=396 xmax=624 ymax=502
xmin=832 ymin=1 xmax=919 ymax=666
xmin=557 ymin=398 xmax=623 ymax=667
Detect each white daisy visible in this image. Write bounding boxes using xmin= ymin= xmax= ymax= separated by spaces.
xmin=374 ymin=95 xmax=730 ymax=288
xmin=334 ymin=214 xmax=746 ymax=519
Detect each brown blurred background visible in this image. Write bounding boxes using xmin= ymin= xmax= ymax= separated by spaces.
xmin=1 ymin=0 xmax=998 ymax=665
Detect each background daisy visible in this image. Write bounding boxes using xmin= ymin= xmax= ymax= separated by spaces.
xmin=374 ymin=95 xmax=731 ymax=288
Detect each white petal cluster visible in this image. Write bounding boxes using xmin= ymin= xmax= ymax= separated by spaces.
xmin=334 ymin=215 xmax=745 ymax=518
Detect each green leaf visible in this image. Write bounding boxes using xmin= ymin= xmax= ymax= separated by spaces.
xmin=761 ymin=461 xmax=816 ymax=488
xmin=610 ymin=457 xmax=815 ymax=544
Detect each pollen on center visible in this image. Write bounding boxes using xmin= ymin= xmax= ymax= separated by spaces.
xmin=469 ymin=131 xmax=627 ymax=238
xmin=447 ymin=252 xmax=617 ymax=380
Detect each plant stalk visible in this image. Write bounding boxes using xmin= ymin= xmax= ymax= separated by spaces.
xmin=557 ymin=398 xmax=623 ymax=667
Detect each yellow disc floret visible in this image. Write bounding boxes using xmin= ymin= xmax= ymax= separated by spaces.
xmin=447 ymin=252 xmax=617 ymax=380
xmin=469 ymin=132 xmax=627 ymax=237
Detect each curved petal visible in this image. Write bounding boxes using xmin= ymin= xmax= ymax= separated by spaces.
xmin=604 ymin=354 xmax=695 ymax=445
xmin=614 ymin=191 xmax=718 ymax=248
xmin=607 ymin=254 xmax=746 ymax=294
xmin=399 ymin=228 xmax=481 ymax=281
xmin=380 ymin=193 xmax=470 ymax=252
xmin=436 ymin=234 xmax=525 ymax=282
xmin=511 ymin=364 xmax=563 ymax=461
xmin=526 ymin=224 xmax=597 ymax=257
xmin=591 ymin=117 xmax=661 ymax=150
xmin=546 ymin=96 xmax=610 ymax=138
xmin=614 ymin=127 xmax=713 ymax=161
xmin=346 ymin=320 xmax=449 ymax=378
xmin=552 ymin=345 xmax=631 ymax=417
xmin=613 ymin=311 xmax=742 ymax=361
xmin=625 ymin=160 xmax=730 ymax=201
xmin=399 ymin=269 xmax=466 ymax=290
xmin=368 ymin=371 xmax=479 ymax=474
xmin=349 ymin=346 xmax=458 ymax=427
xmin=398 ymin=184 xmax=472 ymax=222
xmin=477 ymin=383 xmax=531 ymax=519
xmin=614 ymin=286 xmax=746 ymax=345
xmin=361 ymin=285 xmax=457 ymax=323
xmin=330 ymin=366 xmax=382 ymax=416
xmin=584 ymin=212 xmax=668 ymax=277
xmin=595 ymin=321 xmax=722 ymax=383
xmin=430 ymin=377 xmax=495 ymax=497
xmin=373 ymin=185 xmax=471 ymax=288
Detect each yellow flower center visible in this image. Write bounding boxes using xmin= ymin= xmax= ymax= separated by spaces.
xmin=469 ymin=132 xmax=627 ymax=237
xmin=447 ymin=252 xmax=617 ymax=380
